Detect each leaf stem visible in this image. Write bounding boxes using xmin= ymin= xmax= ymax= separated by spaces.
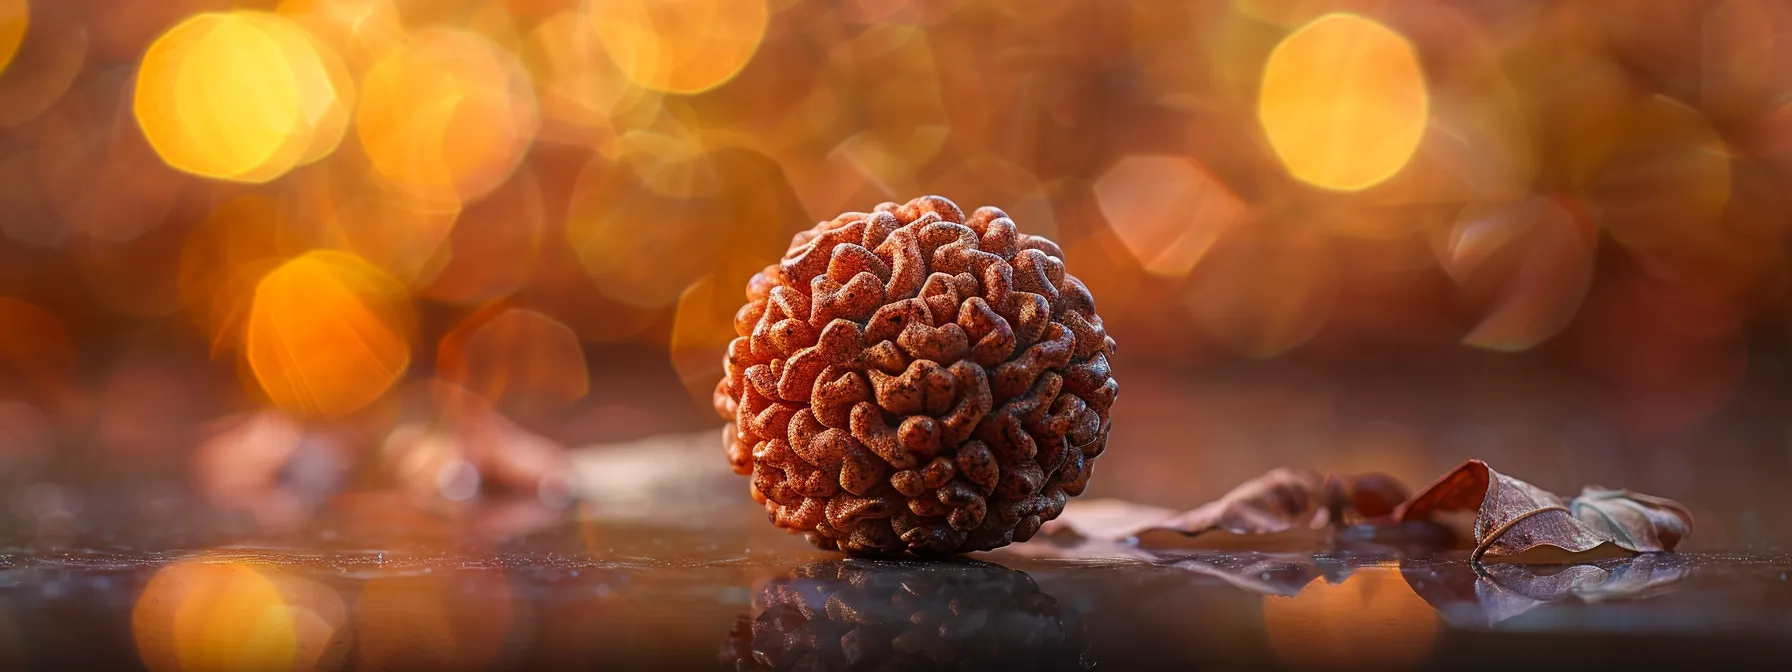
xmin=1471 ymin=504 xmax=1569 ymax=562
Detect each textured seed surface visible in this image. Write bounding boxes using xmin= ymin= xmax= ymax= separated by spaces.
xmin=715 ymin=195 xmax=1119 ymax=556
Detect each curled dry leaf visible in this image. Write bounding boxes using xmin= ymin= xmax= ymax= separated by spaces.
xmin=1570 ymin=488 xmax=1694 ymax=553
xmin=1025 ymin=458 xmax=1688 ymax=564
xmin=1395 ymin=460 xmax=1691 ymax=561
xmin=1041 ymin=468 xmax=1408 ymax=543
xmin=1151 ymin=468 xmax=1329 ymax=536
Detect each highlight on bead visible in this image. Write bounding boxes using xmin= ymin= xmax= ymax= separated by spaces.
xmin=1257 ymin=13 xmax=1429 ymax=191
xmin=245 ymin=250 xmax=414 ymax=419
xmin=133 ymin=11 xmax=351 ymax=183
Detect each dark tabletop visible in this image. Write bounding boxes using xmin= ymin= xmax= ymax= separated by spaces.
xmin=4 ymin=482 xmax=1791 ymax=672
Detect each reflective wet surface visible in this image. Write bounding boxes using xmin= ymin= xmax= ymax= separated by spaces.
xmin=6 ymin=361 xmax=1792 ymax=671
xmin=4 ymin=488 xmax=1792 ymax=671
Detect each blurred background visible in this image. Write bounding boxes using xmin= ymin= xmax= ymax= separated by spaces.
xmin=2 ymin=0 xmax=1792 ymax=551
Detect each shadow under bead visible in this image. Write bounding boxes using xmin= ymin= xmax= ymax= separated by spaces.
xmin=714 ymin=195 xmax=1120 ymax=556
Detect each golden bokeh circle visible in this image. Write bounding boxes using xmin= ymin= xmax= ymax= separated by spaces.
xmin=355 ymin=28 xmax=539 ymax=208
xmin=438 ymin=307 xmax=589 ymax=413
xmin=133 ymin=560 xmax=298 ymax=672
xmin=245 ymin=250 xmax=414 ymax=419
xmin=0 ymin=0 xmax=25 ymax=76
xmin=590 ymin=0 xmax=770 ymax=94
xmin=133 ymin=11 xmax=347 ymax=183
xmin=1257 ymin=13 xmax=1429 ymax=192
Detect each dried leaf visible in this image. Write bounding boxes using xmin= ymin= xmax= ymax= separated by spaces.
xmin=1570 ymin=487 xmax=1694 ymax=553
xmin=997 ymin=536 xmax=1158 ymax=561
xmin=1396 ymin=460 xmax=1615 ymax=561
xmin=1035 ymin=498 xmax=1178 ymax=543
xmin=1327 ymin=472 xmax=1411 ymax=522
xmin=1035 ymin=459 xmax=1689 ymax=565
xmin=1042 ymin=468 xmax=1408 ymax=544
xmin=1148 ymin=467 xmax=1330 ymax=537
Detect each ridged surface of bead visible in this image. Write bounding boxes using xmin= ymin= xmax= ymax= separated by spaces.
xmin=715 ymin=195 xmax=1119 ymax=555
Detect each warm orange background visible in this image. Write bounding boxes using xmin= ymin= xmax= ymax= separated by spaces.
xmin=1 ymin=0 xmax=1789 ymax=548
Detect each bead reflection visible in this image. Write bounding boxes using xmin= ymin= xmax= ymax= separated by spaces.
xmin=724 ymin=559 xmax=1091 ymax=671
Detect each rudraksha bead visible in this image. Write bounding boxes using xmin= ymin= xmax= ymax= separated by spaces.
xmin=715 ymin=195 xmax=1118 ymax=555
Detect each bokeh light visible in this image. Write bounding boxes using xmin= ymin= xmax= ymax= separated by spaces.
xmin=670 ymin=264 xmax=767 ymax=405
xmin=1184 ymin=227 xmax=1341 ymax=357
xmin=1446 ymin=197 xmax=1598 ymax=352
xmin=589 ymin=0 xmax=770 ymax=95
xmin=521 ymin=9 xmax=658 ymax=148
xmin=565 ymin=144 xmax=805 ymax=309
xmin=355 ymin=28 xmax=539 ymax=208
xmin=177 ymin=195 xmax=313 ymax=353
xmin=133 ymin=556 xmax=351 ymax=672
xmin=1581 ymin=95 xmax=1733 ymax=258
xmin=275 ymin=0 xmax=404 ymax=74
xmin=133 ymin=11 xmax=350 ymax=183
xmin=0 ymin=0 xmax=85 ymax=127
xmin=0 ymin=0 xmax=24 ymax=76
xmin=40 ymin=70 xmax=186 ymax=243
xmin=133 ymin=560 xmax=297 ymax=672
xmin=1094 ymin=155 xmax=1246 ymax=278
xmin=437 ymin=307 xmax=589 ymax=414
xmin=0 ymin=398 xmax=51 ymax=470
xmin=0 ymin=0 xmax=1789 ymax=548
xmin=0 ymin=297 xmax=75 ymax=408
xmin=418 ymin=166 xmax=546 ymax=305
xmin=1258 ymin=13 xmax=1429 ymax=191
xmin=245 ymin=251 xmax=414 ymax=419
xmin=321 ymin=183 xmax=460 ymax=285
xmin=73 ymin=218 xmax=188 ymax=318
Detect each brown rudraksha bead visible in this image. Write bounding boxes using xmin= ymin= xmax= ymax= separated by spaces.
xmin=713 ymin=195 xmax=1119 ymax=555
xmin=721 ymin=559 xmax=1091 ymax=671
